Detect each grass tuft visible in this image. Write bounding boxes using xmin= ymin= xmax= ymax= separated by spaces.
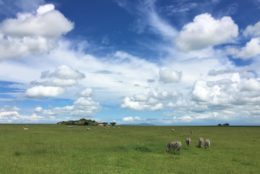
xmin=14 ymin=151 xmax=22 ymax=156
xmin=134 ymin=145 xmax=152 ymax=152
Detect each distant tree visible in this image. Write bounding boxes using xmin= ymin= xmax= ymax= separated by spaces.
xmin=79 ymin=118 xmax=87 ymax=122
xmin=217 ymin=123 xmax=230 ymax=127
xmin=223 ymin=123 xmax=230 ymax=126
xmin=57 ymin=121 xmax=65 ymax=125
xmin=66 ymin=120 xmax=75 ymax=125
xmin=78 ymin=118 xmax=87 ymax=125
xmin=57 ymin=119 xmax=104 ymax=126
xmin=110 ymin=122 xmax=116 ymax=126
xmin=102 ymin=122 xmax=108 ymax=126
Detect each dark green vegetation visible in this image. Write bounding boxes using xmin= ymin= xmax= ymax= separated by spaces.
xmin=217 ymin=123 xmax=230 ymax=126
xmin=0 ymin=125 xmax=259 ymax=174
xmin=57 ymin=118 xmax=99 ymax=126
xmin=57 ymin=118 xmax=116 ymax=126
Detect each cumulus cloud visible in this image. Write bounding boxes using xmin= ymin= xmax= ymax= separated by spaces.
xmin=176 ymin=13 xmax=238 ymax=51
xmin=228 ymin=38 xmax=260 ymax=59
xmin=26 ymin=85 xmax=64 ymax=97
xmin=122 ymin=116 xmax=141 ymax=122
xmin=0 ymin=3 xmax=73 ymax=37
xmin=26 ymin=65 xmax=85 ymax=98
xmin=0 ymin=33 xmax=55 ymax=60
xmin=0 ymin=3 xmax=73 ymax=60
xmin=43 ymin=78 xmax=78 ymax=87
xmin=122 ymin=70 xmax=260 ymax=123
xmin=39 ymin=65 xmax=85 ymax=87
xmin=244 ymin=21 xmax=260 ymax=38
xmin=36 ymin=88 xmax=99 ymax=118
xmin=41 ymin=65 xmax=85 ymax=80
xmin=192 ymin=80 xmax=235 ymax=105
xmin=0 ymin=107 xmax=47 ymax=123
xmin=0 ymin=110 xmax=20 ymax=118
xmin=208 ymin=69 xmax=237 ymax=76
xmin=37 ymin=3 xmax=55 ymax=15
xmin=122 ymin=89 xmax=179 ymax=110
xmin=80 ymin=88 xmax=92 ymax=97
xmin=122 ymin=96 xmax=163 ymax=111
xmin=34 ymin=106 xmax=43 ymax=112
xmin=241 ymin=78 xmax=260 ymax=91
xmin=176 ymin=74 xmax=260 ymax=123
xmin=192 ymin=73 xmax=260 ymax=106
xmin=159 ymin=68 xmax=182 ymax=83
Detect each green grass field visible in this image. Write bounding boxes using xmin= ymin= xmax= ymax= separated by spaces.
xmin=0 ymin=125 xmax=259 ymax=174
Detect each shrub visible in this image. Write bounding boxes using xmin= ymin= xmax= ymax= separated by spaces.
xmin=57 ymin=118 xmax=99 ymax=126
xmin=110 ymin=122 xmax=116 ymax=126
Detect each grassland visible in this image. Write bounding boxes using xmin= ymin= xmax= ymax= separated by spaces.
xmin=0 ymin=125 xmax=259 ymax=174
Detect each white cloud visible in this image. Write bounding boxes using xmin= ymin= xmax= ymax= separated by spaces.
xmin=26 ymin=85 xmax=64 ymax=97
xmin=208 ymin=69 xmax=237 ymax=76
xmin=37 ymin=3 xmax=54 ymax=15
xmin=36 ymin=88 xmax=99 ymax=118
xmin=41 ymin=65 xmax=85 ymax=80
xmin=159 ymin=68 xmax=182 ymax=83
xmin=191 ymin=73 xmax=260 ymax=106
xmin=122 ymin=70 xmax=260 ymax=123
xmin=80 ymin=88 xmax=92 ymax=97
xmin=25 ymin=65 xmax=86 ymax=98
xmin=244 ymin=21 xmax=260 ymax=37
xmin=147 ymin=8 xmax=177 ymax=39
xmin=122 ymin=96 xmax=163 ymax=111
xmin=44 ymin=78 xmax=78 ymax=87
xmin=34 ymin=106 xmax=43 ymax=112
xmin=122 ymin=89 xmax=179 ymax=111
xmin=38 ymin=65 xmax=85 ymax=87
xmin=192 ymin=81 xmax=211 ymax=102
xmin=191 ymin=80 xmax=236 ymax=105
xmin=122 ymin=116 xmax=141 ymax=122
xmin=176 ymin=13 xmax=238 ymax=51
xmin=0 ymin=107 xmax=48 ymax=123
xmin=2 ymin=34 xmax=238 ymax=122
xmin=0 ymin=3 xmax=73 ymax=60
xmin=0 ymin=33 xmax=55 ymax=60
xmin=0 ymin=42 xmax=159 ymax=102
xmin=118 ymin=0 xmax=177 ymax=39
xmin=229 ymin=37 xmax=260 ymax=59
xmin=0 ymin=4 xmax=73 ymax=38
xmin=0 ymin=110 xmax=20 ymax=118
xmin=241 ymin=78 xmax=260 ymax=91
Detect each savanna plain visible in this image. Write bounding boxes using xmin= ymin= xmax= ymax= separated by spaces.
xmin=0 ymin=125 xmax=259 ymax=174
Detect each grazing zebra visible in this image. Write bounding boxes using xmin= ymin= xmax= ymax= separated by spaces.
xmin=198 ymin=137 xmax=205 ymax=148
xmin=166 ymin=141 xmax=182 ymax=153
xmin=185 ymin=137 xmax=191 ymax=146
xmin=204 ymin=139 xmax=211 ymax=149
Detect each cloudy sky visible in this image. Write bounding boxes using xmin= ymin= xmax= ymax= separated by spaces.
xmin=0 ymin=0 xmax=260 ymax=125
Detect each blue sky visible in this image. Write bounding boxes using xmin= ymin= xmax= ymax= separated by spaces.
xmin=0 ymin=0 xmax=260 ymax=125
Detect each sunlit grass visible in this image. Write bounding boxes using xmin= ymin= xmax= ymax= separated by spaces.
xmin=0 ymin=125 xmax=259 ymax=174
